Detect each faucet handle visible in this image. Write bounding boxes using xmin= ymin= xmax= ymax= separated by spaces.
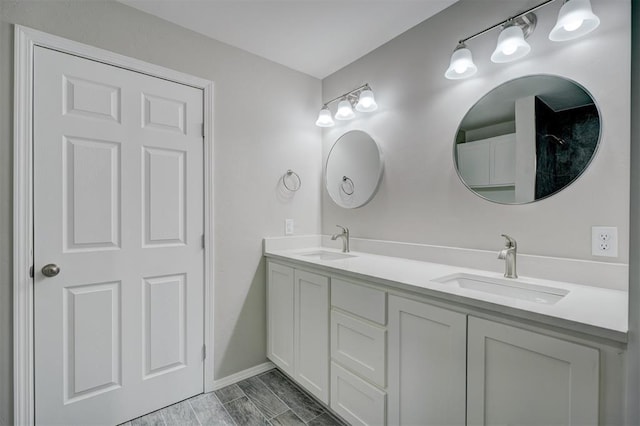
xmin=336 ymin=225 xmax=349 ymax=234
xmin=501 ymin=234 xmax=517 ymax=249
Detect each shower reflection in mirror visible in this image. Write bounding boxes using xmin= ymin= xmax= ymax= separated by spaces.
xmin=454 ymin=75 xmax=600 ymax=205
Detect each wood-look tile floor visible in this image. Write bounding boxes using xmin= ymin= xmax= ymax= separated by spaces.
xmin=121 ymin=369 xmax=348 ymax=426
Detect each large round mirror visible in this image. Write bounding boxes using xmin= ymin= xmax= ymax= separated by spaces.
xmin=454 ymin=75 xmax=601 ymax=204
xmin=325 ymin=130 xmax=383 ymax=208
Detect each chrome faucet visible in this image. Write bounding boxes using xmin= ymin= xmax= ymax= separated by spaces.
xmin=498 ymin=234 xmax=517 ymax=278
xmin=331 ymin=225 xmax=350 ymax=253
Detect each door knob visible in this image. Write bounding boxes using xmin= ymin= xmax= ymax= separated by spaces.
xmin=41 ymin=264 xmax=60 ymax=277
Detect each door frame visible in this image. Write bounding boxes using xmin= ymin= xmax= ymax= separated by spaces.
xmin=13 ymin=25 xmax=216 ymax=426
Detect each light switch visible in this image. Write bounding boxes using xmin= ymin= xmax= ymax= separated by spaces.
xmin=285 ymin=219 xmax=294 ymax=235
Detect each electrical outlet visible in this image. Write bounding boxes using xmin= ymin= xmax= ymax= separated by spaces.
xmin=285 ymin=219 xmax=294 ymax=235
xmin=592 ymin=226 xmax=618 ymax=257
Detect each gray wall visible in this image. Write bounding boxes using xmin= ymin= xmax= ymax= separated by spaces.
xmin=627 ymin=0 xmax=639 ymax=423
xmin=0 ymin=2 xmax=322 ymax=424
xmin=321 ymin=0 xmax=631 ymax=263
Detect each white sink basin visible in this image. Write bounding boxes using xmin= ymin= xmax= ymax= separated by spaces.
xmin=299 ymin=250 xmax=356 ymax=261
xmin=433 ymin=273 xmax=569 ymax=305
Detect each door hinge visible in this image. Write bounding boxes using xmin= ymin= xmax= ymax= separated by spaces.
xmin=202 ymin=235 xmax=205 ymax=249
xmin=202 ymin=344 xmax=207 ymax=360
xmin=29 ymin=265 xmax=34 ymax=278
xmin=202 ymin=123 xmax=205 ymax=138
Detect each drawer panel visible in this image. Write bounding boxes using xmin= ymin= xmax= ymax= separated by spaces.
xmin=331 ymin=278 xmax=386 ymax=325
xmin=331 ymin=362 xmax=386 ymax=426
xmin=331 ymin=310 xmax=386 ymax=387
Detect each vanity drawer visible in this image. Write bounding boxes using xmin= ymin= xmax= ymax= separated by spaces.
xmin=331 ymin=310 xmax=386 ymax=387
xmin=331 ymin=362 xmax=386 ymax=426
xmin=331 ymin=278 xmax=386 ymax=325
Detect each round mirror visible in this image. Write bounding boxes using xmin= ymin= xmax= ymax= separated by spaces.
xmin=454 ymin=75 xmax=601 ymax=204
xmin=325 ymin=130 xmax=384 ymax=208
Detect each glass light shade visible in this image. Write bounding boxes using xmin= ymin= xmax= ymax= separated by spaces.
xmin=491 ymin=25 xmax=531 ymax=63
xmin=549 ymin=0 xmax=600 ymax=41
xmin=315 ymin=106 xmax=335 ymax=127
xmin=335 ymin=99 xmax=355 ymax=120
xmin=444 ymin=45 xmax=478 ymax=80
xmin=355 ymin=89 xmax=378 ymax=112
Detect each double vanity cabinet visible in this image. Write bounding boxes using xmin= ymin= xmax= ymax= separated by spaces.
xmin=266 ymin=252 xmax=626 ymax=426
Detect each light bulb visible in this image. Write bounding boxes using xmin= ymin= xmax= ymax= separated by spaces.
xmin=564 ymin=18 xmax=583 ymax=32
xmin=549 ymin=0 xmax=600 ymax=42
xmin=454 ymin=63 xmax=468 ymax=74
xmin=491 ymin=25 xmax=531 ymax=63
xmin=335 ymin=99 xmax=355 ymax=120
xmin=444 ymin=44 xmax=477 ymax=80
xmin=501 ymin=42 xmax=518 ymax=56
xmin=355 ymin=89 xmax=378 ymax=112
xmin=315 ymin=106 xmax=334 ymax=127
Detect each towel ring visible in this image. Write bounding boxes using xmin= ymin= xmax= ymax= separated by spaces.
xmin=282 ymin=169 xmax=302 ymax=192
xmin=340 ymin=176 xmax=354 ymax=195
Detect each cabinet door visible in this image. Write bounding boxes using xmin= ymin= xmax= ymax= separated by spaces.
xmin=490 ymin=134 xmax=516 ymax=185
xmin=331 ymin=310 xmax=386 ymax=388
xmin=294 ymin=270 xmax=330 ymax=403
xmin=467 ymin=317 xmax=599 ymax=426
xmin=267 ymin=262 xmax=295 ymax=376
xmin=457 ymin=140 xmax=490 ymax=187
xmin=388 ymin=296 xmax=466 ymax=426
xmin=331 ymin=362 xmax=386 ymax=426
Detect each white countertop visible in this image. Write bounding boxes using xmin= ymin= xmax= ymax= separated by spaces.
xmin=265 ymin=246 xmax=628 ymax=343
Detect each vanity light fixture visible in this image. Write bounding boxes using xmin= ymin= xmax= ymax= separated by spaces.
xmin=315 ymin=105 xmax=335 ymax=127
xmin=355 ymin=88 xmax=378 ymax=112
xmin=490 ymin=17 xmax=534 ymax=63
xmin=444 ymin=43 xmax=477 ymax=80
xmin=445 ymin=0 xmax=600 ymax=80
xmin=315 ymin=83 xmax=377 ymax=127
xmin=549 ymin=0 xmax=600 ymax=41
xmin=335 ymin=98 xmax=356 ymax=120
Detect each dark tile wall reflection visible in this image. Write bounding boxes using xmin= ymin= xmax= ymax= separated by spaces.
xmin=535 ymin=98 xmax=600 ymax=200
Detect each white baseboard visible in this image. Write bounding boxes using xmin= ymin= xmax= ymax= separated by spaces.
xmin=211 ymin=362 xmax=276 ymax=390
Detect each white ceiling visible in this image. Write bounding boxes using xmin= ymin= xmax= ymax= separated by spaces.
xmin=119 ymin=0 xmax=459 ymax=79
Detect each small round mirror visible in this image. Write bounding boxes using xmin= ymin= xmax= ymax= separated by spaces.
xmin=325 ymin=130 xmax=383 ymax=208
xmin=454 ymin=75 xmax=601 ymax=204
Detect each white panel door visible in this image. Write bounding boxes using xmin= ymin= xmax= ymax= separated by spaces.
xmin=267 ymin=262 xmax=295 ymax=376
xmin=467 ymin=317 xmax=600 ymax=426
xmin=294 ymin=270 xmax=330 ymax=403
xmin=33 ymin=46 xmax=204 ymax=425
xmin=387 ymin=295 xmax=466 ymax=426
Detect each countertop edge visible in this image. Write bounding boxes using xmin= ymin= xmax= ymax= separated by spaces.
xmin=264 ymin=251 xmax=628 ymax=345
